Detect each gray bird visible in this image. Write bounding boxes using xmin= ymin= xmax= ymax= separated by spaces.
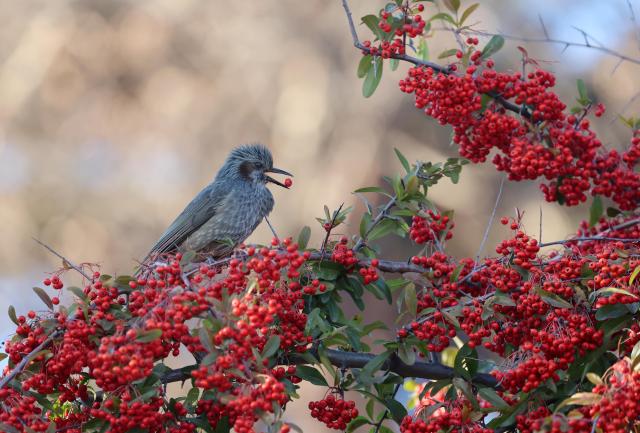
xmin=143 ymin=144 xmax=292 ymax=262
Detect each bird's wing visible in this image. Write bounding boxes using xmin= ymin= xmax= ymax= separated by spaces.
xmin=145 ymin=181 xmax=230 ymax=258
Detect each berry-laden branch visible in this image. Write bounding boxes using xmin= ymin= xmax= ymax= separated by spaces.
xmin=340 ymin=0 xmax=530 ymax=118
xmin=341 ymin=0 xmax=640 ymax=213
xmin=4 ymin=2 xmax=640 ymax=432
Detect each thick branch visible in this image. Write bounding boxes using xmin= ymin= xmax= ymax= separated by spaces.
xmin=160 ymin=348 xmax=499 ymax=388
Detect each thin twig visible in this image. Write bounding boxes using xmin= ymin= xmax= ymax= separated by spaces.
xmin=0 ymin=330 xmax=62 ymax=389
xmin=475 ymin=176 xmax=505 ymax=265
xmin=321 ymin=203 xmax=345 ymax=256
xmin=353 ymin=196 xmax=397 ymax=252
xmin=374 ymin=383 xmax=402 ymax=433
xmin=627 ymin=0 xmax=640 ymax=52
xmin=456 ymin=27 xmax=640 ymax=67
xmin=539 ymin=206 xmax=543 ymax=244
xmin=539 ymin=236 xmax=640 ymax=248
xmin=32 ymin=237 xmax=92 ymax=281
xmin=264 ymin=216 xmax=280 ymax=241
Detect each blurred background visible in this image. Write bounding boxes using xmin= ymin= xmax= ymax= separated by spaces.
xmin=1 ymin=0 xmax=639 ymax=429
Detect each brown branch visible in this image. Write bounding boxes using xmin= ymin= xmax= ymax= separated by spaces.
xmin=0 ymin=330 xmax=62 ymax=390
xmin=32 ymin=237 xmax=92 ymax=281
xmin=160 ymin=348 xmax=499 ymax=389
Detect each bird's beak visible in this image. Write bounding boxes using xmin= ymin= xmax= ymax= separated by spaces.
xmin=265 ymin=167 xmax=293 ymax=188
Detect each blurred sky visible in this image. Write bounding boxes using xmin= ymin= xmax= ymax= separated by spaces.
xmin=1 ymin=0 xmax=639 ymax=429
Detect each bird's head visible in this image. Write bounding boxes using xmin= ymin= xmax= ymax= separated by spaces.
xmin=217 ymin=144 xmax=292 ymax=188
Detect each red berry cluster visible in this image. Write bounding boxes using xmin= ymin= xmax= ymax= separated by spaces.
xmin=1 ymin=239 xmax=314 ymax=433
xmin=409 ymin=211 xmax=454 ymax=244
xmin=396 ymin=37 xmax=640 ymax=210
xmin=362 ymin=4 xmax=427 ymax=58
xmin=586 ymin=358 xmax=640 ymax=433
xmin=308 ymin=394 xmax=358 ymax=430
xmin=331 ymin=237 xmax=358 ymax=267
xmin=359 ymin=258 xmax=379 ymax=284
xmin=400 ymin=399 xmax=492 ymax=433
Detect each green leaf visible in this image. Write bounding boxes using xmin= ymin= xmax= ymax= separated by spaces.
xmin=454 ymin=344 xmax=478 ymax=381
xmin=404 ymin=283 xmax=417 ymax=316
xmin=556 ymin=392 xmax=602 ymax=410
xmin=361 ymin=351 xmax=391 ymax=377
xmin=357 ymin=55 xmax=373 ymax=78
xmin=346 ymin=416 xmax=371 ymax=433
xmin=589 ymin=286 xmax=638 ymax=303
xmin=354 ymin=186 xmax=387 ymax=194
xmin=607 ymin=206 xmax=622 ymax=217
xmin=262 ymin=335 xmax=281 ymax=358
xmin=481 ymin=35 xmax=505 ymax=59
xmin=449 ymin=263 xmax=465 ymax=282
xmin=383 ymin=397 xmax=408 ymax=423
xmin=459 ymin=3 xmax=479 ymax=25
xmin=8 ymin=305 xmax=18 ymax=325
xmin=438 ymin=48 xmax=459 ymax=59
xmin=535 ymin=287 xmax=572 ymax=309
xmin=630 ymin=266 xmax=640 ymax=285
xmin=478 ymin=387 xmax=509 ymax=410
xmin=493 ymin=291 xmax=516 ymax=307
xmin=294 ymin=365 xmax=328 ymax=387
xmin=417 ymin=38 xmax=429 ymax=61
xmin=442 ymin=0 xmax=461 ymax=14
xmin=576 ymin=78 xmax=589 ymax=102
xmin=32 ymin=287 xmax=53 ymax=310
xmin=589 ymin=196 xmax=603 ymax=227
xmin=367 ymin=219 xmax=396 ymax=242
xmin=595 ymin=304 xmax=631 ymax=321
xmin=397 ymin=341 xmax=416 ymax=365
xmin=185 ymin=387 xmax=200 ymax=406
xmin=180 ymin=250 xmax=196 ymax=266
xmin=297 ymin=226 xmax=311 ymax=250
xmin=452 ymin=377 xmax=479 ymax=410
xmin=67 ymin=286 xmax=88 ymax=301
xmin=361 ymin=15 xmax=384 ymax=40
xmin=136 ymin=329 xmax=162 ymax=343
xmin=429 ymin=12 xmax=456 ymax=26
xmin=363 ymin=57 xmax=383 ymax=98
xmin=313 ymin=261 xmax=346 ymax=280
xmin=586 ymin=372 xmax=604 ymax=386
xmin=394 ymin=148 xmax=411 ymax=173
xmin=390 ymin=58 xmax=399 ymax=71
xmin=213 ymin=416 xmax=231 ymax=433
